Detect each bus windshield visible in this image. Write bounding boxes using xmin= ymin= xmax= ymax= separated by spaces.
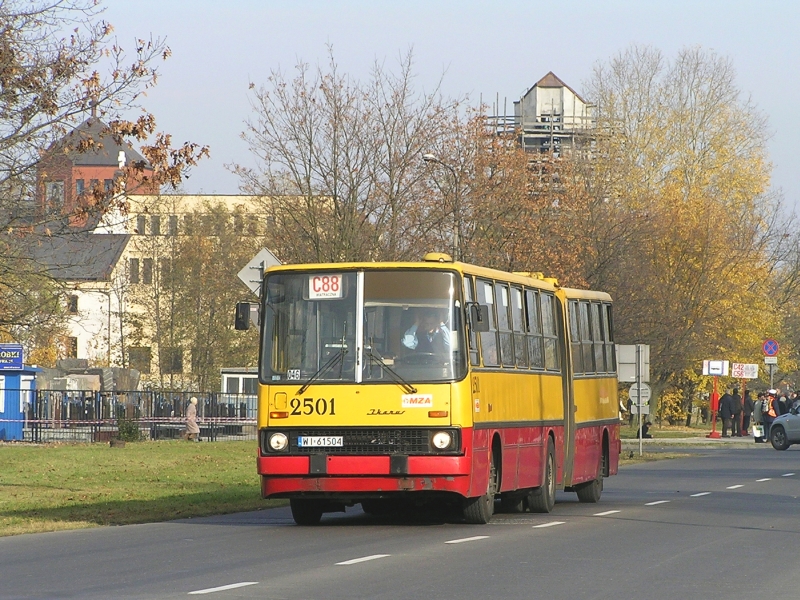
xmin=261 ymin=270 xmax=466 ymax=385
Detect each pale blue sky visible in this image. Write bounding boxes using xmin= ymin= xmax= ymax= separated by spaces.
xmin=105 ymin=0 xmax=800 ymax=210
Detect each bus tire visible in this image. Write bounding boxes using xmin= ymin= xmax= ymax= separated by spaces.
xmin=463 ymin=451 xmax=498 ymax=524
xmin=576 ymin=450 xmax=605 ymax=503
xmin=290 ymin=499 xmax=324 ymax=525
xmin=528 ymin=438 xmax=555 ymax=513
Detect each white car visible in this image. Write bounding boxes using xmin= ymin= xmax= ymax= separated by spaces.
xmin=769 ymin=406 xmax=800 ymax=450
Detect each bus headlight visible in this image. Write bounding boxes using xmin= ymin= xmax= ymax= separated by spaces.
xmin=269 ymin=432 xmax=289 ymax=452
xmin=432 ymin=431 xmax=453 ymax=450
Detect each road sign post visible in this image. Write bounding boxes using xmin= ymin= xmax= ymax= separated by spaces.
xmin=702 ymin=360 xmax=729 ymax=439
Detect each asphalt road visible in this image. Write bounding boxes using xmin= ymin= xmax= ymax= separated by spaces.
xmin=1 ymin=444 xmax=799 ymax=600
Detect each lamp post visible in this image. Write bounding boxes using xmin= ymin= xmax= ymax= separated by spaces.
xmin=422 ymin=153 xmax=461 ymax=260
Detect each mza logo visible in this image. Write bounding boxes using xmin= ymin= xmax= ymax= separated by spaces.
xmin=401 ymin=394 xmax=433 ymax=408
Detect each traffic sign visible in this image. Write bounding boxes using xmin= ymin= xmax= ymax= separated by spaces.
xmin=764 ymin=357 xmax=778 ymax=365
xmin=628 ymin=383 xmax=651 ymax=402
xmin=731 ymin=363 xmax=759 ymax=379
xmin=762 ymin=339 xmax=779 ymax=357
xmin=237 ymin=248 xmax=281 ymax=295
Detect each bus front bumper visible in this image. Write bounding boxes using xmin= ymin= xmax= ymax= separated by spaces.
xmin=257 ymin=454 xmax=472 ymax=497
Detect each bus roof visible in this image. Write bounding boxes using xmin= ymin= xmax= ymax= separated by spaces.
xmin=263 ymin=258 xmax=610 ymax=298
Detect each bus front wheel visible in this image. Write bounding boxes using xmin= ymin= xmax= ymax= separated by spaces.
xmin=290 ymin=499 xmax=324 ymax=525
xmin=463 ymin=451 xmax=498 ymax=524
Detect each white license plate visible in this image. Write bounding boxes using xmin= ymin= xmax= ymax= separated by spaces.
xmin=298 ymin=436 xmax=343 ymax=448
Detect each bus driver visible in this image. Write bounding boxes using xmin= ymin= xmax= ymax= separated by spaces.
xmin=402 ymin=309 xmax=451 ymax=355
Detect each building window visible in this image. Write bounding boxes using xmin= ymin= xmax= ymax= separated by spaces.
xmin=65 ymin=336 xmax=78 ymax=358
xmin=160 ymin=347 xmax=183 ymax=374
xmin=191 ymin=347 xmax=211 ymax=372
xmin=45 ymin=181 xmax=64 ymax=207
xmin=169 ymin=215 xmax=178 ymax=236
xmin=183 ymin=214 xmax=193 ymax=235
xmin=89 ymin=179 xmax=99 ymax=193
xmin=129 ymin=258 xmax=140 ymax=284
xmin=142 ymin=258 xmax=153 ymax=285
xmin=76 ymin=179 xmax=85 ymax=196
xmin=159 ymin=258 xmax=171 ymax=282
xmin=233 ymin=214 xmax=244 ymax=233
xmin=67 ymin=295 xmax=78 ymax=314
xmin=136 ymin=215 xmax=146 ymax=235
xmin=128 ymin=347 xmax=152 ymax=373
xmin=151 ymin=215 xmax=161 ymax=236
xmin=104 ymin=179 xmax=114 ymax=195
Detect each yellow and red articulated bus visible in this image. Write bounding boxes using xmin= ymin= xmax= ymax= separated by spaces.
xmin=236 ymin=253 xmax=619 ymax=525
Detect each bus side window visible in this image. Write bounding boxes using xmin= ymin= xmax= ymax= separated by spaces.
xmin=541 ymin=293 xmax=560 ymax=372
xmin=590 ymin=302 xmax=605 ymax=372
xmin=511 ymin=286 xmax=527 ymax=368
xmin=569 ymin=300 xmax=583 ymax=375
xmin=477 ymin=279 xmax=499 ymax=367
xmin=525 ymin=289 xmax=544 ymax=370
xmin=463 ymin=276 xmax=480 ymax=366
xmin=579 ymin=301 xmax=594 ymax=374
xmin=495 ymin=282 xmax=514 ymax=367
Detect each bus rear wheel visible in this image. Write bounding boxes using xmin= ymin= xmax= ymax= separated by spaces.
xmin=528 ymin=439 xmax=555 ymax=513
xmin=290 ymin=499 xmax=324 ymax=525
xmin=576 ymin=450 xmax=605 ymax=503
xmin=463 ymin=451 xmax=498 ymax=524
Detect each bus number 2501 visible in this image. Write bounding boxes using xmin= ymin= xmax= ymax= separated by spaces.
xmin=290 ymin=397 xmax=336 ymax=416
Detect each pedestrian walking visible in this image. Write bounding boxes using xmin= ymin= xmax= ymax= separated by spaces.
xmin=184 ymin=397 xmax=201 ymax=442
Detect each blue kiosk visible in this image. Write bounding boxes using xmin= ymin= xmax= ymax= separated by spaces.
xmin=0 ymin=344 xmax=40 ymax=441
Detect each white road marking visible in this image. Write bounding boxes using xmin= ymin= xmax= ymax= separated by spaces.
xmin=726 ymin=485 xmax=744 ymax=489
xmin=445 ymin=535 xmax=490 ymax=544
xmin=690 ymin=492 xmax=711 ymax=497
xmin=533 ymin=521 xmax=566 ymax=528
xmin=645 ymin=500 xmax=670 ymax=506
xmin=756 ymin=478 xmax=771 ymax=482
xmin=189 ymin=582 xmax=258 ymax=595
xmin=336 ymin=554 xmax=390 ymax=565
xmin=782 ymin=473 xmax=795 ymax=477
xmin=594 ymin=510 xmax=621 ymax=516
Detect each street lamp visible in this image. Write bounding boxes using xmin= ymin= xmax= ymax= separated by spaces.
xmin=422 ymin=153 xmax=461 ymax=260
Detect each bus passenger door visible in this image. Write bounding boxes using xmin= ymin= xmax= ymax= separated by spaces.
xmin=557 ymin=296 xmax=576 ymax=486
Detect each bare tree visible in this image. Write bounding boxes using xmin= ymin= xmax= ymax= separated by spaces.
xmin=235 ymin=48 xmax=460 ymax=263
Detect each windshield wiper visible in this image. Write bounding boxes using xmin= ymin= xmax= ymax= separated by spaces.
xmin=297 ymin=348 xmax=347 ymax=395
xmin=366 ymin=347 xmax=417 ymax=394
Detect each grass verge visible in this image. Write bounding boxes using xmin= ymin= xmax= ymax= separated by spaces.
xmin=0 ymin=440 xmax=283 ymax=537
xmin=0 ymin=439 xmax=692 ymax=537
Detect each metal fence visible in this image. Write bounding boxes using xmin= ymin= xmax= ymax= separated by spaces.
xmin=0 ymin=389 xmax=258 ymax=443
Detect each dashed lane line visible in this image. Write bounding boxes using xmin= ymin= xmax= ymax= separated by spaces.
xmin=726 ymin=485 xmax=744 ymax=489
xmin=445 ymin=536 xmax=490 ymax=544
xmin=189 ymin=582 xmax=259 ymax=595
xmin=645 ymin=500 xmax=670 ymax=506
xmin=690 ymin=492 xmax=711 ymax=497
xmin=782 ymin=473 xmax=795 ymax=477
xmin=594 ymin=510 xmax=621 ymax=516
xmin=532 ymin=521 xmax=566 ymax=528
xmin=756 ymin=478 xmax=771 ymax=482
xmin=336 ymin=555 xmax=391 ymax=566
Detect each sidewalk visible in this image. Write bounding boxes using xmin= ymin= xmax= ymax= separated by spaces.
xmin=622 ymin=434 xmax=762 ymax=447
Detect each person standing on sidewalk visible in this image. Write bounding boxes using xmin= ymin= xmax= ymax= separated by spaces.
xmin=763 ymin=389 xmax=779 ymax=440
xmin=742 ymin=389 xmax=754 ymax=435
xmin=719 ymin=388 xmax=735 ymax=438
xmin=732 ymin=388 xmax=743 ymax=436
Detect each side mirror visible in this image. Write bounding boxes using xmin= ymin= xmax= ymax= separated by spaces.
xmin=468 ymin=303 xmax=491 ymax=332
xmin=235 ymin=302 xmax=260 ymax=330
